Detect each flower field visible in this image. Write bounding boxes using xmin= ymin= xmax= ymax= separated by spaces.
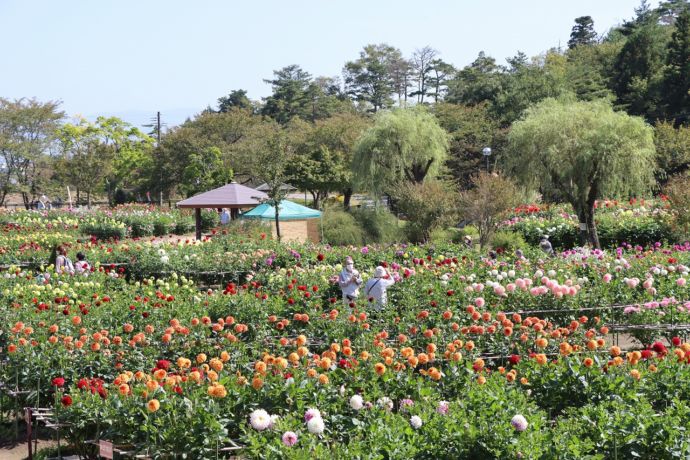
xmin=1 ymin=211 xmax=690 ymax=458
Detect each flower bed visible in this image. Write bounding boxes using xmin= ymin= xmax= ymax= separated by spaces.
xmin=1 ymin=224 xmax=690 ymax=457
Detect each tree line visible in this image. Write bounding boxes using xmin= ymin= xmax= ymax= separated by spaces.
xmin=1 ymin=0 xmax=690 ymax=212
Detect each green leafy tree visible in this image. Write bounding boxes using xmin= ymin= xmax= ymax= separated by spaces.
xmin=493 ymin=52 xmax=567 ymax=125
xmin=458 ymin=172 xmax=521 ymax=249
xmin=428 ymin=59 xmax=456 ymax=103
xmin=664 ymin=173 xmax=690 ymax=237
xmin=654 ymin=120 xmax=690 ymax=181
xmin=0 ymin=98 xmax=63 ymax=208
xmin=241 ymin=121 xmax=299 ymax=241
xmin=433 ymin=102 xmax=503 ymax=188
xmin=564 ymin=42 xmax=619 ymax=102
xmin=568 ymin=16 xmax=598 ymax=49
xmin=343 ymin=44 xmax=402 ymax=112
xmin=507 ymin=98 xmax=656 ymax=248
xmin=261 ymin=65 xmax=314 ymax=124
xmin=446 ymin=52 xmax=504 ymax=107
xmin=217 ymin=89 xmax=253 ymax=113
xmin=290 ymin=113 xmax=369 ymax=209
xmin=55 ymin=117 xmax=146 ymax=207
xmin=153 ymin=109 xmax=257 ymax=201
xmin=181 ymin=147 xmax=234 ymax=197
xmin=56 ymin=120 xmax=113 ymax=207
xmin=662 ymin=8 xmax=690 ymax=121
xmin=409 ymin=46 xmax=438 ymax=103
xmin=391 ymin=180 xmax=456 ymax=243
xmin=353 ymin=107 xmax=449 ymax=197
xmin=613 ymin=20 xmax=670 ymax=117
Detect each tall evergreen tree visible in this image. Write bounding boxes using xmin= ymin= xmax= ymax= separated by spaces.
xmin=343 ymin=44 xmax=401 ymax=112
xmin=218 ymin=90 xmax=253 ymax=113
xmin=662 ymin=9 xmax=690 ymax=121
xmin=261 ymin=65 xmax=313 ymax=124
xmin=613 ymin=21 xmax=670 ymax=118
xmin=568 ymin=16 xmax=598 ymax=49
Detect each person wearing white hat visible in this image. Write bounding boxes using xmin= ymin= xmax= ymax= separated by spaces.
xmin=339 ymin=256 xmax=362 ymax=305
xmin=364 ymin=266 xmax=396 ymax=309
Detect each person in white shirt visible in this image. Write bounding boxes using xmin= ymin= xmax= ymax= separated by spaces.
xmin=338 ymin=256 xmax=362 ymax=305
xmin=220 ymin=208 xmax=230 ymax=225
xmin=364 ymin=266 xmax=396 ymax=309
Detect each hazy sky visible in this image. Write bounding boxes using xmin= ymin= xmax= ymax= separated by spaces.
xmin=1 ymin=0 xmax=658 ymax=127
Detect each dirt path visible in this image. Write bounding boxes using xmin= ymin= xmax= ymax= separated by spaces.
xmin=1 ymin=438 xmax=57 ymax=460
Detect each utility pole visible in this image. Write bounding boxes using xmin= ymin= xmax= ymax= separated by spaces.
xmin=157 ymin=111 xmax=163 ymax=207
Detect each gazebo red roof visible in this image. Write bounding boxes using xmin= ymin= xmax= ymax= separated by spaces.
xmin=176 ymin=182 xmax=267 ymax=209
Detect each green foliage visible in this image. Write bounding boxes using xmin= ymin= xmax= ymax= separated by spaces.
xmin=613 ymin=19 xmax=670 ymax=117
xmin=507 ymin=98 xmax=657 ymax=247
xmin=490 ymin=230 xmax=527 ymax=251
xmin=0 ymin=98 xmax=64 ymax=207
xmin=391 ymin=180 xmax=457 ymax=243
xmin=568 ymin=16 xmax=598 ymax=49
xmin=200 ymin=209 xmax=220 ymax=231
xmin=654 ymin=121 xmax=690 ymax=182
xmin=459 ymin=172 xmax=521 ymax=249
xmin=320 ymin=206 xmax=364 ymax=245
xmin=505 ymin=209 xmax=675 ymax=249
xmin=217 ymin=89 xmax=253 ymax=113
xmin=433 ymin=102 xmax=504 ymax=188
xmin=180 ymin=146 xmax=233 ymax=198
xmin=664 ymin=173 xmax=690 ymax=238
xmin=662 ymin=9 xmax=690 ymax=121
xmin=343 ymin=44 xmax=402 ymax=112
xmin=80 ymin=217 xmax=128 ymax=240
xmin=353 ymin=107 xmax=449 ymax=196
xmin=288 ymin=113 xmax=369 ymax=209
xmin=350 ymin=207 xmax=402 ymax=244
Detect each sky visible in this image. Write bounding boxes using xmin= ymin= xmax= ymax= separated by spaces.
xmin=1 ymin=0 xmax=659 ymax=129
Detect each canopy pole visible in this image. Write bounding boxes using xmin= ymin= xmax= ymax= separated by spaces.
xmin=195 ymin=208 xmax=202 ymax=240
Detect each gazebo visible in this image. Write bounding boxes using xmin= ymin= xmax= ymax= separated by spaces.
xmin=243 ymin=200 xmax=322 ymax=243
xmin=177 ymin=182 xmax=267 ymax=239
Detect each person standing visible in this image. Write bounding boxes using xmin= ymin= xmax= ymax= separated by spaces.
xmin=364 ymin=266 xmax=396 ymax=310
xmin=338 ymin=256 xmax=362 ymax=305
xmin=220 ymin=208 xmax=231 ymax=225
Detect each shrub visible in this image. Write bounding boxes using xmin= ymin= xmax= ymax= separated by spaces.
xmin=459 ymin=172 xmax=521 ymax=248
xmin=174 ymin=216 xmax=195 ymax=235
xmin=664 ymin=174 xmax=690 ymax=240
xmin=391 ymin=180 xmax=457 ymax=243
xmin=351 ymin=207 xmax=402 ymax=244
xmin=200 ymin=210 xmax=219 ymax=231
xmin=320 ymin=207 xmax=363 ymax=245
xmin=152 ymin=214 xmax=177 ymax=236
xmin=490 ymin=231 xmax=527 ymax=251
xmin=80 ymin=218 xmax=127 ymax=240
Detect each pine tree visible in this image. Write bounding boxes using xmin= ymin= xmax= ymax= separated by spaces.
xmin=568 ymin=16 xmax=598 ymax=49
xmin=663 ymin=9 xmax=690 ymax=121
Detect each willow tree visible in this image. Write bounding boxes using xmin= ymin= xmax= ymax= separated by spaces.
xmin=353 ymin=106 xmax=449 ymax=197
xmin=507 ymin=98 xmax=656 ymax=248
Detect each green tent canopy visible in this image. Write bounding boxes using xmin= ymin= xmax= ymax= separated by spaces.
xmin=242 ymin=200 xmax=321 ymax=221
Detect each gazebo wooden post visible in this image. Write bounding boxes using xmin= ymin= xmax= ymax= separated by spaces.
xmin=230 ymin=208 xmax=239 ymax=220
xmin=195 ymin=208 xmax=202 ymax=240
